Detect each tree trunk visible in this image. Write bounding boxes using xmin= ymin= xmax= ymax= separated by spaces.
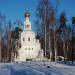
xmin=54 ymin=31 xmax=57 ymax=63
xmin=63 ymin=41 xmax=66 ymax=63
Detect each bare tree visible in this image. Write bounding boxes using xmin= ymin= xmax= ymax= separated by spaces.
xmin=0 ymin=12 xmax=6 ymax=62
xmin=36 ymin=0 xmax=55 ymax=61
xmin=58 ymin=12 xmax=71 ymax=63
xmin=71 ymin=17 xmax=75 ymax=64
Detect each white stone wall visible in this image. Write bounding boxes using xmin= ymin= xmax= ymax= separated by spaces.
xmin=15 ymin=14 xmax=43 ymax=62
xmin=24 ymin=17 xmax=31 ymax=31
xmin=15 ymin=30 xmax=42 ymax=61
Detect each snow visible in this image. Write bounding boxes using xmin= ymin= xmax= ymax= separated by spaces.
xmin=0 ymin=61 xmax=75 ymax=75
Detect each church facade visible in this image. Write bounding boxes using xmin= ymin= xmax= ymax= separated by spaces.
xmin=15 ymin=12 xmax=43 ymax=62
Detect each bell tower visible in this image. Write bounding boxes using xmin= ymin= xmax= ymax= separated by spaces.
xmin=24 ymin=12 xmax=31 ymax=31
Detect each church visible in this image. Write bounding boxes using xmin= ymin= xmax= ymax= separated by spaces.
xmin=15 ymin=12 xmax=43 ymax=62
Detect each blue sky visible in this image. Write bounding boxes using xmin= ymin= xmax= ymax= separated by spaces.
xmin=0 ymin=0 xmax=75 ymax=30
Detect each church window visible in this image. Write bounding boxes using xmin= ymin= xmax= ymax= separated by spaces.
xmin=25 ymin=48 xmax=27 ymax=50
xmin=23 ymin=38 xmax=25 ymax=41
xmin=27 ymin=25 xmax=29 ymax=28
xmin=29 ymin=48 xmax=30 ymax=50
xmin=28 ymin=37 xmax=30 ymax=41
xmin=19 ymin=44 xmax=21 ymax=48
xmin=33 ymin=38 xmax=34 ymax=41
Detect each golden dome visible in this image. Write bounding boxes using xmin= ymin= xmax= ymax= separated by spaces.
xmin=24 ymin=12 xmax=30 ymax=17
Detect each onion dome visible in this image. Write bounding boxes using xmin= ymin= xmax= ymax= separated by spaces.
xmin=24 ymin=12 xmax=30 ymax=17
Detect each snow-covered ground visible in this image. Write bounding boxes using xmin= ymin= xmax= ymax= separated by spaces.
xmin=0 ymin=61 xmax=75 ymax=75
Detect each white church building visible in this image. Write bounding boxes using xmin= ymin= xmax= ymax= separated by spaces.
xmin=15 ymin=12 xmax=43 ymax=62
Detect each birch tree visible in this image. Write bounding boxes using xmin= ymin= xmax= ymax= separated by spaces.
xmin=0 ymin=13 xmax=6 ymax=62
xmin=36 ymin=0 xmax=55 ymax=60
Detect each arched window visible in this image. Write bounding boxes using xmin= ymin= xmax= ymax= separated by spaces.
xmin=25 ymin=48 xmax=27 ymax=50
xmin=23 ymin=37 xmax=25 ymax=41
xmin=28 ymin=37 xmax=30 ymax=41
xmin=27 ymin=25 xmax=29 ymax=28
xmin=32 ymin=48 xmax=33 ymax=50
xmin=29 ymin=48 xmax=30 ymax=50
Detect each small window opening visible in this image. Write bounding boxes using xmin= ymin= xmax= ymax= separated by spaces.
xmin=23 ymin=38 xmax=25 ymax=41
xmin=32 ymin=48 xmax=33 ymax=50
xmin=29 ymin=48 xmax=30 ymax=50
xmin=28 ymin=37 xmax=30 ymax=41
xmin=25 ymin=48 xmax=27 ymax=50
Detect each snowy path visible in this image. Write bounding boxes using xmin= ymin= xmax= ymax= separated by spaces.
xmin=23 ymin=62 xmax=75 ymax=75
xmin=0 ymin=62 xmax=75 ymax=75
